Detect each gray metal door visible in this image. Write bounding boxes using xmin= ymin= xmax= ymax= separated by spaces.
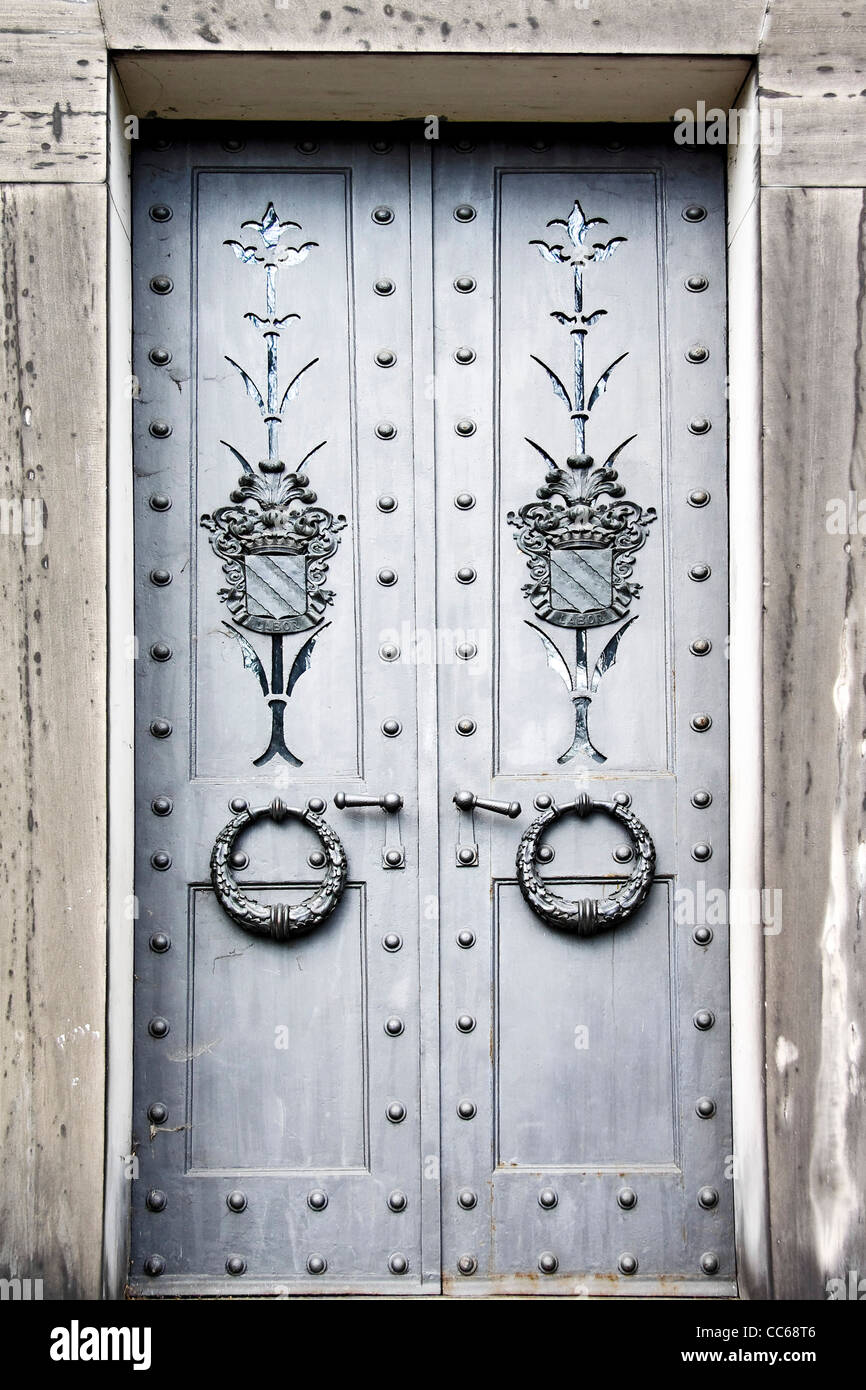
xmin=130 ymin=126 xmax=732 ymax=1296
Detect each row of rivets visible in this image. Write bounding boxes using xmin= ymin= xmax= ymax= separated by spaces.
xmin=143 ymin=1249 xmax=726 ymax=1282
xmin=685 ymin=210 xmax=720 ymax=1027
xmin=683 ymin=222 xmax=717 ymax=801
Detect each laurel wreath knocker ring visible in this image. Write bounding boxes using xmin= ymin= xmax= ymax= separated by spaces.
xmin=210 ymin=797 xmax=348 ymax=941
xmin=516 ymin=792 xmax=656 ymax=936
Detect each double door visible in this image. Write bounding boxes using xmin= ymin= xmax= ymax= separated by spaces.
xmin=130 ymin=125 xmax=733 ymax=1295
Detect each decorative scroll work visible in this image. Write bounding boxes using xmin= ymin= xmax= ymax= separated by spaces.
xmin=200 ymin=203 xmax=345 ymax=765
xmin=507 ymin=198 xmax=656 ymax=764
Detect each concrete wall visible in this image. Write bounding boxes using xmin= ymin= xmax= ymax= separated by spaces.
xmin=1 ymin=0 xmax=863 ymax=1300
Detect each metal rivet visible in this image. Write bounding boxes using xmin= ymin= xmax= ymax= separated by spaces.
xmin=149 ymin=493 xmax=172 ymax=512
xmin=372 ymin=206 xmax=394 ymax=224
xmin=374 ymin=278 xmax=396 ymax=296
xmin=456 ymin=718 xmax=476 ymax=736
xmin=386 ymin=1101 xmax=406 ymax=1124
xmin=690 ymin=638 xmax=711 ymax=656
xmin=384 ymin=1016 xmax=404 ymax=1036
xmin=148 ymin=1016 xmax=170 ymax=1038
xmin=694 ymin=1009 xmax=716 ymax=1031
xmin=381 ymin=718 xmax=402 ymax=738
xmin=613 ymin=792 xmax=633 ymax=808
xmin=150 ymin=568 xmax=172 ymax=586
xmin=375 ymin=349 xmax=397 ymax=368
xmin=456 ymin=642 xmax=477 ymax=661
xmin=452 ymin=139 xmax=475 ymax=152
xmin=377 ymin=494 xmax=397 ymax=512
xmin=688 ymin=416 xmax=712 ymax=434
xmin=385 ymin=848 xmax=405 ymax=869
xmin=538 ymin=1253 xmax=559 ymax=1274
xmin=692 ymin=842 xmax=713 ymax=862
xmin=149 ymin=204 xmax=172 ymax=223
xmin=307 ymin=1254 xmax=327 ymax=1275
xmin=388 ymin=1190 xmax=407 ymax=1212
xmin=229 ymin=797 xmax=248 ymax=813
xmin=379 ymin=643 xmax=400 ymax=662
xmin=222 ymin=139 xmax=245 ymax=152
xmin=307 ymin=1190 xmax=328 ymax=1211
xmin=149 ymin=932 xmax=170 ymax=953
xmin=605 ymin=139 xmax=625 ymax=152
xmin=689 ymin=563 xmax=711 ymax=581
xmin=146 ymin=1189 xmax=167 ymax=1212
xmin=457 ymin=930 xmax=475 ymax=948
xmin=536 ymin=845 xmax=554 ymax=863
xmin=688 ymin=489 xmax=711 ymax=507
xmin=455 ymin=492 xmax=476 ymax=509
xmin=454 ymin=204 xmax=476 ymax=222
xmin=147 ymin=1102 xmax=168 ymax=1125
xmin=691 ymin=713 xmax=712 ymax=732
xmin=456 ymin=566 xmax=476 ymax=584
xmin=457 ymin=1255 xmax=478 ymax=1275
xmin=383 ymin=932 xmax=403 ymax=952
xmin=296 ymin=140 xmax=319 ymax=154
xmin=454 ymin=346 xmax=476 ymax=365
xmin=613 ymin=845 xmax=633 ymax=864
xmin=457 ymin=847 xmax=477 ymax=866
xmin=456 ymin=1014 xmax=475 ymax=1033
xmin=457 ymin=1100 xmax=476 ymax=1120
xmin=388 ymin=1253 xmax=408 ymax=1275
xmin=538 ymin=1188 xmax=558 ymax=1210
xmin=686 ymin=344 xmax=710 ymax=363
xmin=534 ymin=794 xmax=553 ymax=810
xmin=685 ymin=274 xmax=709 ymax=292
xmin=307 ymin=849 xmax=327 ymax=870
xmin=530 ymin=138 xmax=552 ymax=151
xmin=150 ymin=852 xmax=171 ymax=872
xmin=143 ymin=1255 xmax=165 ymax=1277
xmin=375 ymin=420 xmax=397 ymax=440
xmin=617 ymin=1187 xmax=638 ymax=1210
xmin=693 ymin=925 xmax=714 ymax=946
xmin=307 ymin=796 xmax=326 ymax=815
xmin=377 ymin=567 xmax=398 ymax=586
xmin=150 ymin=643 xmax=172 ymax=665
xmin=683 ymin=205 xmax=707 ymax=222
xmin=370 ymin=139 xmax=392 ymax=153
xmin=691 ymin=789 xmax=712 ymax=808
xmin=618 ymin=1253 xmax=638 ymax=1275
xmin=458 ymin=1190 xmax=477 ymax=1209
xmin=454 ymin=276 xmax=476 ymax=294
xmin=698 ymin=1187 xmax=719 ymax=1210
xmin=149 ymin=275 xmax=173 ymax=295
xmin=701 ymin=1252 xmax=720 ymax=1275
xmin=150 ymin=719 xmax=172 ymax=739
xmin=696 ymin=1096 xmax=717 ymax=1118
xmin=229 ymin=850 xmax=249 ymax=870
xmin=149 ymin=347 xmax=172 ymax=366
xmin=227 ymin=1190 xmax=248 ymax=1212
xmin=455 ymin=418 xmax=476 ymax=437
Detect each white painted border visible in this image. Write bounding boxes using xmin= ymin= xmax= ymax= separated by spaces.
xmin=102 ymin=61 xmax=771 ymax=1300
xmin=103 ymin=67 xmax=135 ymax=1301
xmin=726 ymin=68 xmax=772 ymax=1299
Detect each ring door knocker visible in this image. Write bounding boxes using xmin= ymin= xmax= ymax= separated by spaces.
xmin=516 ymin=792 xmax=656 ymax=937
xmin=210 ymin=797 xmax=348 ymax=941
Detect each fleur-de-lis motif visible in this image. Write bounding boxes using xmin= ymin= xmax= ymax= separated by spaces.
xmin=201 ymin=203 xmax=344 ymax=766
xmin=509 ymin=196 xmax=655 ymax=765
